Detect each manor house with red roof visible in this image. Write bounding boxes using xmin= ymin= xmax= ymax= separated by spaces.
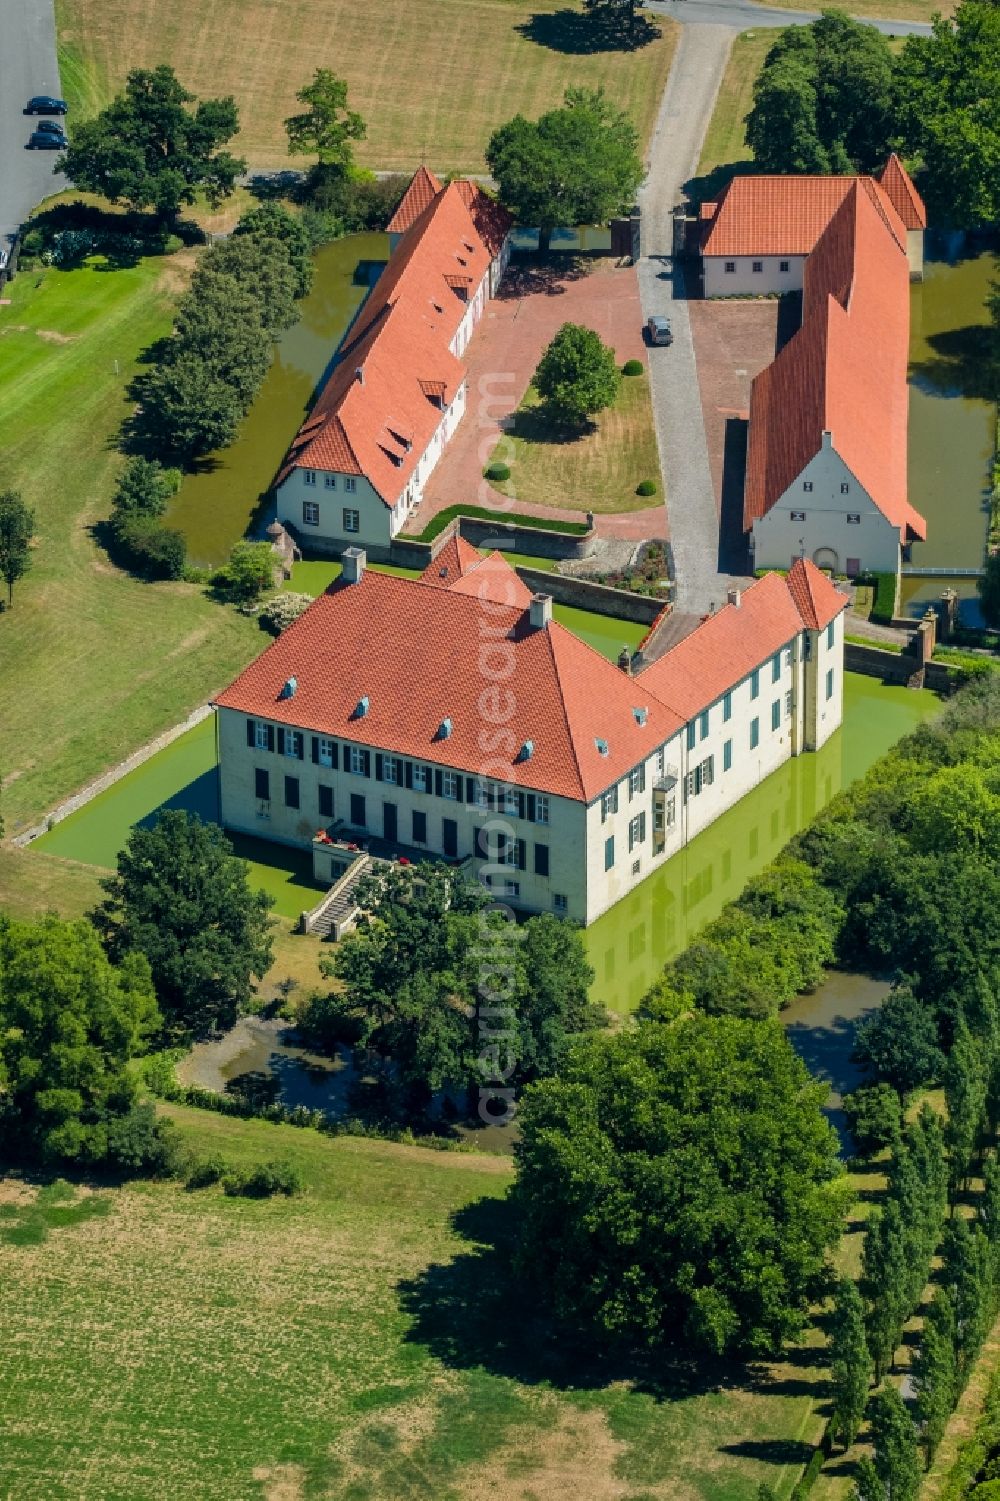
xmin=274 ymin=168 xmax=511 ymax=558
xmin=214 ymin=546 xmax=847 ymax=927
xmin=700 ymin=156 xmax=927 ymax=580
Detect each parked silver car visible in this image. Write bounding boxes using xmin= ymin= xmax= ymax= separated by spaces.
xmin=646 ymin=315 xmax=673 ymax=347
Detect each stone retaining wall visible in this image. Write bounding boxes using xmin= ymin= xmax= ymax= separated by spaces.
xmin=515 ymin=568 xmax=666 ymax=624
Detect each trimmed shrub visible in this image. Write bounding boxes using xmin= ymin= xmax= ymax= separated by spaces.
xmin=636 ymin=479 xmax=657 ymax=497
xmin=223 ymin=1158 xmax=304 ymax=1198
xmin=622 ymin=358 xmax=644 ymax=376
xmin=104 ymin=1102 xmax=184 ymax=1177
xmin=257 ymin=592 xmax=314 ymax=634
xmin=114 ymin=516 xmax=187 ymax=580
xmin=484 ymin=462 xmax=511 ymax=483
xmin=869 ymin=572 xmax=897 ymax=623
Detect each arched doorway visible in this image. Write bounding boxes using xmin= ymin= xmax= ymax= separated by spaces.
xmin=813 ymin=546 xmax=838 ymax=572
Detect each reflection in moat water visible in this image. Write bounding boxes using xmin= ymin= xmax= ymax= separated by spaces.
xmin=586 ymin=674 xmax=940 ymax=1014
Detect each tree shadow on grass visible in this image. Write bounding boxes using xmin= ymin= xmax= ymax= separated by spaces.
xmin=506 ymin=402 xmax=594 ymax=447
xmin=517 ymin=7 xmax=661 ymax=54
xmin=397 ymin=1194 xmax=766 ymax=1403
xmin=683 ymin=160 xmax=758 ymax=208
xmin=719 ymin=1438 xmax=816 ymax=1464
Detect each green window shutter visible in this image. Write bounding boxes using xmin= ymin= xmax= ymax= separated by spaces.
xmin=246 ymin=718 xmax=255 ymax=747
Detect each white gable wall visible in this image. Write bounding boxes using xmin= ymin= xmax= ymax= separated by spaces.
xmin=703 ymin=254 xmax=806 ymax=298
xmin=750 ymin=438 xmax=902 ymax=576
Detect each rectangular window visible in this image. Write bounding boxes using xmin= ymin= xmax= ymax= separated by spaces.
xmin=803 ymin=481 xmax=813 ymax=493
xmin=534 ymin=795 xmax=549 ymax=825
xmin=412 ymin=809 xmax=427 ymax=844
xmin=785 ymin=690 xmax=793 ymax=716
xmin=827 ymin=621 xmax=835 ymax=649
xmin=604 ymin=835 xmax=615 ymax=871
xmin=303 ymin=470 xmax=316 ymax=486
xmin=771 ymin=651 xmax=781 ymax=683
xmin=750 ymin=717 xmax=760 ymax=750
xmin=534 ymin=843 xmax=549 ymax=877
xmin=381 ymin=754 xmax=399 ymax=785
xmin=779 ymin=260 xmax=790 ymax=272
xmin=723 ymin=738 xmax=732 ymax=772
xmin=281 ymin=730 xmax=303 ymax=760
xmin=699 ymin=710 xmax=709 ymax=741
xmin=664 ymin=794 xmax=676 ymax=827
xmin=701 ymin=755 xmax=714 ymax=787
xmin=350 ymin=792 xmax=366 ymax=828
xmin=724 ymin=260 xmax=735 ymax=274
xmin=441 ymin=771 xmax=460 ymax=800
xmin=504 ymin=880 xmax=520 ymax=898
xmin=628 ymin=813 xmax=646 ymax=851
xmin=785 ymin=648 xmax=793 ymax=668
xmin=771 ymin=699 xmax=781 ymax=732
xmin=846 ymin=513 xmax=861 ymax=525
xmin=348 ymin=745 xmax=368 ymax=776
xmin=628 ymin=764 xmax=646 ymax=799
xmin=442 ymin=818 xmax=458 ymax=858
xmin=324 ymin=474 xmax=337 ymax=489
xmin=254 ymin=721 xmax=272 ymax=751
xmin=683 ymin=770 xmax=695 ymax=801
xmin=344 ymin=477 xmax=357 ymax=494
xmin=343 ymin=507 xmax=360 ymax=533
xmin=840 ymin=482 xmax=850 ymax=494
xmin=601 ymin=785 xmax=618 ymax=822
xmin=284 ymin=775 xmax=300 ymax=809
xmin=318 ymin=785 xmax=333 ymax=818
xmin=302 ymin=500 xmax=319 ymax=526
xmin=686 ymin=723 xmax=696 ymax=751
xmin=790 ymin=509 xmax=806 ymax=522
xmin=411 ymin=763 xmax=429 ymax=793
xmin=317 ymin=737 xmax=334 ymax=768
xmin=826 ymin=668 xmax=834 ymax=701
xmin=752 ymin=260 xmax=763 ymax=273
xmin=503 ymin=785 xmax=520 ymax=817
xmin=656 ymin=747 xmax=665 ymax=776
xmin=750 ymin=668 xmax=760 ymax=699
xmin=254 ymin=767 xmax=269 ymax=801
xmin=553 ymin=893 xmax=567 ymax=914
xmin=723 ymin=691 xmax=732 ymax=723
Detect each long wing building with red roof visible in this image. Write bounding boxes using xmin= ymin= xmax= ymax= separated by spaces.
xmin=274 ymin=168 xmax=511 ymax=559
xmin=214 ymin=546 xmax=848 ymax=927
xmin=700 ymin=156 xmax=927 ymax=581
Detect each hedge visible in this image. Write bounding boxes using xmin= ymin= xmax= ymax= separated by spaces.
xmin=869 ymin=571 xmax=897 ymax=622
xmin=412 ymin=504 xmax=591 ymax=543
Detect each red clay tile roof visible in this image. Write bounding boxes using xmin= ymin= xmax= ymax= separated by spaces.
xmin=878 ymin=153 xmax=927 ymax=231
xmin=454 ymin=179 xmax=512 ymax=258
xmin=445 ymin=550 xmax=534 ymax=609
xmin=744 ymin=181 xmax=926 ymax=541
xmin=419 ymin=533 xmax=482 ymax=586
xmin=386 ymin=165 xmax=443 ymax=235
xmin=785 ymin=557 xmax=849 ymax=630
xmin=214 ymin=570 xmax=685 ymax=802
xmin=700 ymin=159 xmax=924 ymax=258
xmin=638 ymin=572 xmax=806 ymax=717
xmin=281 ymin=181 xmax=502 ymax=506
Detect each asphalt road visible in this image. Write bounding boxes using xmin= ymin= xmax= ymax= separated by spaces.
xmin=646 ymin=0 xmax=932 ymax=35
xmin=0 ymin=0 xmax=66 ymax=252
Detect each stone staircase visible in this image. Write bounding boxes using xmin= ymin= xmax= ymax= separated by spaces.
xmin=300 ymin=854 xmax=372 ymax=940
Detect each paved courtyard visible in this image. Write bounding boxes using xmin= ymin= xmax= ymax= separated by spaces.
xmin=405 ymin=256 xmax=666 ymax=542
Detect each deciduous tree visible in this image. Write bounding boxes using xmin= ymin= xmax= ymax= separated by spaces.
xmin=513 ymin=1014 xmax=848 ymax=1355
xmin=534 ymin=322 xmax=621 ymax=430
xmin=93 ymin=810 xmax=273 ymax=1038
xmin=285 ymin=70 xmax=366 ymax=173
xmin=830 ymin=1277 xmax=872 ymax=1448
xmin=60 ymin=65 xmax=244 ymax=219
xmin=867 ymin=1384 xmax=921 ymax=1501
xmin=0 ymin=490 xmax=34 ymax=608
xmin=913 ymin=1289 xmax=957 ymax=1463
xmin=487 ymin=88 xmax=642 ymax=255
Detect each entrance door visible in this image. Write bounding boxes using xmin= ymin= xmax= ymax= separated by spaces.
xmin=350 ymin=793 xmax=366 ymax=829
xmin=383 ymin=802 xmax=398 ymax=843
xmin=442 ymin=818 xmax=458 ymax=858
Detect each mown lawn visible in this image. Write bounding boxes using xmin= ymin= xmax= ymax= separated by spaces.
xmin=488 ymin=372 xmax=662 ymax=515
xmin=0 ymin=248 xmax=262 ymax=836
xmin=0 ymin=1103 xmax=833 ymax=1501
xmin=55 ymin=0 xmax=677 ymax=174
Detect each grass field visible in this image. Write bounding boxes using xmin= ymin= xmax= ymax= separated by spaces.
xmin=765 ymin=0 xmax=952 ymax=19
xmin=55 ymin=0 xmax=678 ymax=174
xmin=489 ymin=372 xmax=662 ymax=515
xmin=0 ymin=248 xmax=263 ymax=838
xmin=0 ymin=1102 xmax=833 ymax=1501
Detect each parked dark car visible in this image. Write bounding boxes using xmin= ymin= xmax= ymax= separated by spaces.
xmin=27 ymin=130 xmax=65 ymax=150
xmin=35 ymin=119 xmax=66 ymax=136
xmin=25 ymin=95 xmax=67 ymax=114
xmin=646 ymin=315 xmax=673 ymax=347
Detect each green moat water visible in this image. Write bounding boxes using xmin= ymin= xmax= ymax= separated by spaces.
xmin=166 ymin=233 xmax=389 ymax=567
xmin=903 ymin=245 xmax=997 ymax=622
xmin=587 ymin=674 xmax=940 ymax=1014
